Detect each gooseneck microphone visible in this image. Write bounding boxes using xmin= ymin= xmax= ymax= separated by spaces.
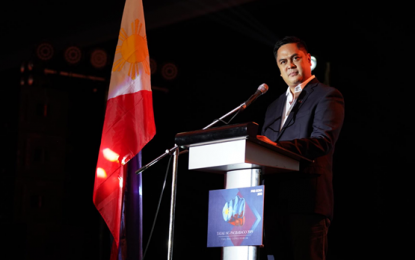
xmin=202 ymin=83 xmax=269 ymax=130
xmin=241 ymin=83 xmax=269 ymax=110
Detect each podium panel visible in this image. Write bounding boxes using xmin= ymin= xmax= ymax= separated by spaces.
xmin=188 ymin=137 xmax=299 ymax=174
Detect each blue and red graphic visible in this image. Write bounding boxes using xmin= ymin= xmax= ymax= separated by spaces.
xmin=207 ymin=185 xmax=264 ymax=247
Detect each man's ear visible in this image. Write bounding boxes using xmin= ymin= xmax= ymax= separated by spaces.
xmin=307 ymin=53 xmax=311 ymax=64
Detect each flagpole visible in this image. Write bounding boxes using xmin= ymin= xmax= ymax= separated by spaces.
xmin=167 ymin=145 xmax=180 ymax=260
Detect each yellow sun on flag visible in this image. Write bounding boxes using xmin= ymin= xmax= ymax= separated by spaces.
xmin=112 ymin=18 xmax=150 ymax=80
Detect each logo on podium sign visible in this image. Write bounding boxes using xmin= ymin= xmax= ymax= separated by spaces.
xmin=207 ymin=185 xmax=264 ymax=247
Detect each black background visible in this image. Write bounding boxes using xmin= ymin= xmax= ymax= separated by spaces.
xmin=0 ymin=0 xmax=412 ymax=259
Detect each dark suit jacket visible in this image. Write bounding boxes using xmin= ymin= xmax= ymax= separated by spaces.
xmin=261 ymin=78 xmax=344 ymax=220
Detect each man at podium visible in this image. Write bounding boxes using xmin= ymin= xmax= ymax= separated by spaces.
xmin=257 ymin=36 xmax=345 ymax=260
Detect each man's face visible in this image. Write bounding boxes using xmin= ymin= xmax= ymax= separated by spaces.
xmin=276 ymin=43 xmax=312 ymax=87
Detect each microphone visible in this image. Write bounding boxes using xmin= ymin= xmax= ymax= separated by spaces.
xmin=241 ymin=83 xmax=269 ymax=110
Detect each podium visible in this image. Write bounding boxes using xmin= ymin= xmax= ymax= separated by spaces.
xmin=175 ymin=122 xmax=310 ymax=260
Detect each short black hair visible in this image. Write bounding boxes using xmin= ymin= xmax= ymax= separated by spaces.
xmin=273 ymin=36 xmax=309 ymax=58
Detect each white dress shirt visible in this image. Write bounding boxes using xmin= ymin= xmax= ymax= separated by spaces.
xmin=280 ymin=75 xmax=315 ymax=130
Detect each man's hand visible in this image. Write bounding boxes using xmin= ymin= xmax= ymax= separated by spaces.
xmin=256 ymin=135 xmax=277 ymax=146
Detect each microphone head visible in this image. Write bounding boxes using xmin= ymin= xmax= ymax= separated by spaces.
xmin=258 ymin=83 xmax=269 ymax=94
xmin=241 ymin=83 xmax=269 ymax=110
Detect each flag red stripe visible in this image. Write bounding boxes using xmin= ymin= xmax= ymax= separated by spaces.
xmin=93 ymin=90 xmax=155 ymax=246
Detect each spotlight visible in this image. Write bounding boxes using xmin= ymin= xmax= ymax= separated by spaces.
xmin=64 ymin=46 xmax=82 ymax=65
xmin=311 ymin=56 xmax=317 ymax=71
xmin=27 ymin=75 xmax=34 ymax=86
xmin=90 ymin=49 xmax=107 ymax=69
xmin=36 ymin=42 xmax=54 ymax=61
xmin=20 ymin=62 xmax=25 ymax=73
xmin=161 ymin=63 xmax=178 ymax=80
xmin=28 ymin=61 xmax=34 ymax=71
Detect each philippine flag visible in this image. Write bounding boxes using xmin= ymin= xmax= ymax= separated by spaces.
xmin=93 ymin=0 xmax=156 ymax=248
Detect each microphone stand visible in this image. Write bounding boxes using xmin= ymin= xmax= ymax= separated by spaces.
xmin=136 ymin=102 xmax=247 ymax=260
xmin=135 ymin=101 xmax=246 ymax=175
xmin=202 ymin=103 xmax=246 ymax=130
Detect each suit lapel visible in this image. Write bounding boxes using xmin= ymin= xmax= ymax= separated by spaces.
xmin=276 ymin=79 xmax=318 ymax=141
xmin=275 ymin=94 xmax=286 ymax=130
